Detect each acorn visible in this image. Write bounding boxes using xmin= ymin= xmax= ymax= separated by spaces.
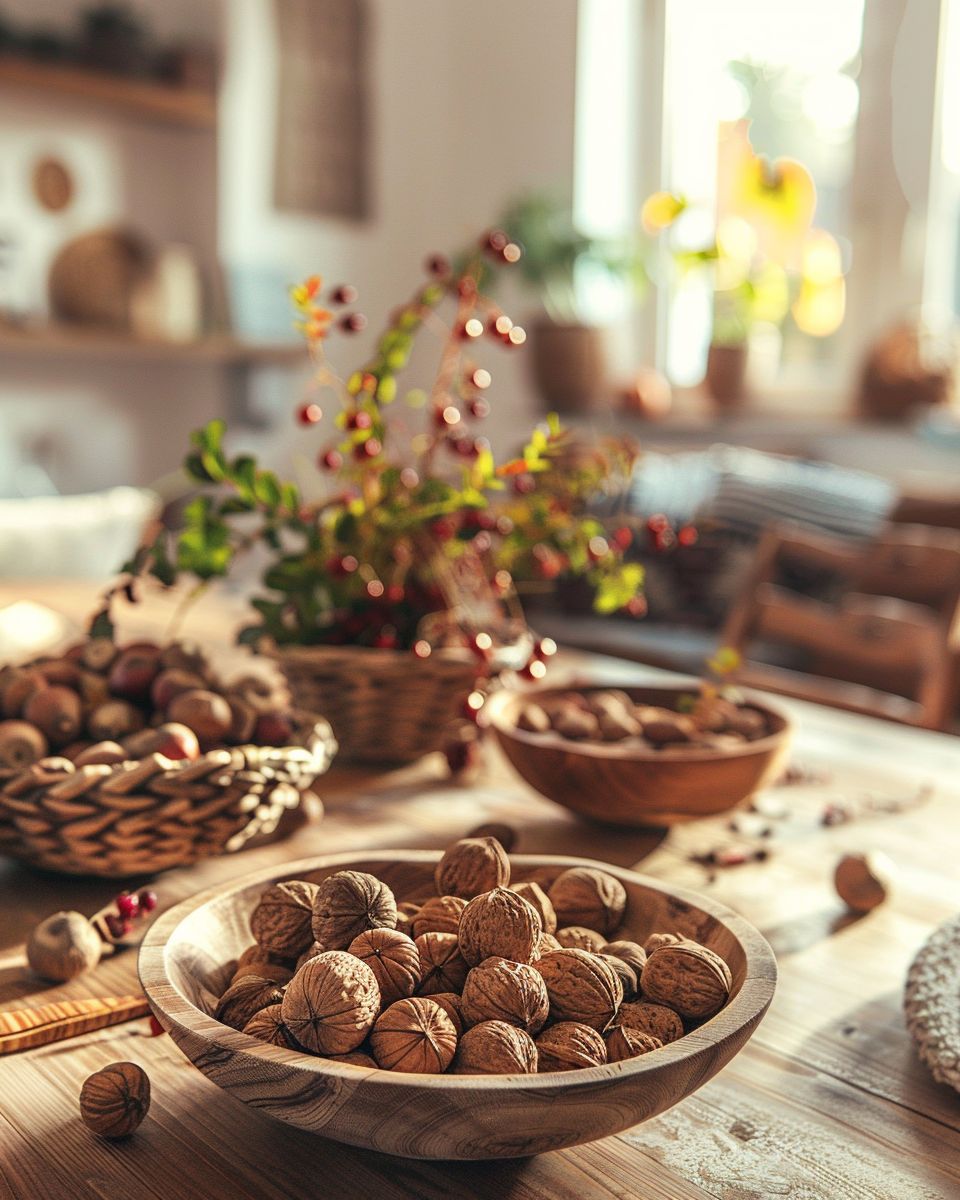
xmin=167 ymin=689 xmax=232 ymax=743
xmin=87 ymin=700 xmax=145 ymax=742
xmin=23 ymin=686 xmax=83 ymax=747
xmin=0 ymin=719 xmax=49 ymax=769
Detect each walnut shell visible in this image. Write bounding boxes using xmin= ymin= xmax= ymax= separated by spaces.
xmin=80 ymin=1061 xmax=150 ymax=1139
xmin=537 ymin=932 xmax=562 ymax=956
xmin=603 ymin=939 xmax=647 ymax=977
xmin=618 ymin=1000 xmax=684 ymax=1044
xmin=327 ymin=1051 xmax=377 ymax=1067
xmin=644 ymin=932 xmax=680 ymax=954
xmin=536 ymin=1021 xmax=608 ymax=1072
xmin=516 ymin=702 xmax=550 ymax=733
xmin=556 ymin=926 xmax=606 ymax=953
xmin=242 ymin=1003 xmax=299 ymax=1048
xmin=461 ymin=957 xmax=549 ymax=1034
xmin=641 ymin=942 xmax=732 ymax=1020
xmin=535 ymin=948 xmax=622 ymax=1032
xmin=395 ymin=902 xmax=420 ymax=936
xmin=605 ymin=1024 xmax=662 ymax=1062
xmin=370 ymin=997 xmax=458 ymax=1073
xmin=452 ymin=1019 xmax=538 ymax=1075
xmin=599 ymin=954 xmax=638 ymax=1000
xmin=510 ymin=881 xmax=557 ymax=934
xmin=435 ymin=837 xmax=510 ymax=899
xmin=231 ymin=961 xmax=293 ymax=987
xmin=548 ymin=867 xmax=626 ymax=937
xmin=428 ymin=991 xmax=465 ymax=1036
xmin=411 ymin=895 xmax=466 ymax=938
xmin=415 ymin=932 xmax=469 ymax=995
xmin=348 ymin=927 xmax=421 ymax=1006
xmin=458 ymin=887 xmax=542 ymax=967
xmin=311 ymin=870 xmax=398 ymax=950
xmin=214 ymin=975 xmax=285 ymax=1031
xmin=295 ymin=941 xmax=324 ymax=971
xmin=280 ymin=951 xmax=380 ymax=1054
xmin=250 ymin=880 xmax=319 ymax=958
xmin=236 ymin=943 xmax=285 ymax=971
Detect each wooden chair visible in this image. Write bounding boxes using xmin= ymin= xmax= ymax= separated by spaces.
xmin=721 ymin=523 xmax=960 ymax=730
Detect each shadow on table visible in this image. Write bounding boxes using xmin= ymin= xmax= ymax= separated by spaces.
xmin=760 ymin=906 xmax=862 ymax=958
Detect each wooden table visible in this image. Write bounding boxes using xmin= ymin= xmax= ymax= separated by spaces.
xmin=1 ymin=586 xmax=960 ymax=1199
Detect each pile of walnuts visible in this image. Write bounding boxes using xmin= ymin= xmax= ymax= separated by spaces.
xmin=214 ymin=836 xmax=733 ymax=1075
xmin=516 ymin=689 xmax=771 ymax=750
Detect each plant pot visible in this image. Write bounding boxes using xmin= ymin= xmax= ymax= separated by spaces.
xmin=528 ymin=319 xmax=608 ymax=413
xmin=704 ymin=342 xmax=748 ymax=410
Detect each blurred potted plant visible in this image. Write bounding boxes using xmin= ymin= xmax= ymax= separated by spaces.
xmin=643 ymin=128 xmax=846 ymax=408
xmin=496 ymin=193 xmax=647 ymax=413
xmin=121 ymin=235 xmax=645 ymax=767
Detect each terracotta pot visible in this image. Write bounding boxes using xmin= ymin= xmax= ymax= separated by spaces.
xmin=704 ymin=342 xmax=748 ymax=410
xmin=528 ymin=319 xmax=608 ymax=413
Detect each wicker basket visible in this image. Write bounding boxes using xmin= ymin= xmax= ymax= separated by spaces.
xmin=0 ymin=716 xmax=336 ymax=877
xmin=271 ymin=645 xmax=480 ymax=765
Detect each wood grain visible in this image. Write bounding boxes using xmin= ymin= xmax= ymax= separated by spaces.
xmin=0 ymin=995 xmax=148 ymax=1054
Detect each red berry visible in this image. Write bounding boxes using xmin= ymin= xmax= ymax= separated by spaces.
xmin=445 ymin=737 xmax=479 ymax=776
xmin=613 ymin=526 xmax=633 ymax=551
xmin=326 ymin=554 xmax=358 ymax=577
xmin=484 ymin=229 xmax=508 ymax=253
xmin=340 ymin=312 xmax=367 ymax=333
xmin=513 ymin=475 xmax=536 ymax=496
xmin=105 ymin=913 xmax=132 ymax=940
xmin=453 ymin=438 xmax=480 ymax=459
xmin=430 ymin=517 xmax=457 ymax=541
xmin=347 ymin=411 xmax=372 ymax=431
xmin=137 ymin=889 xmax=158 ymax=913
xmin=319 ymin=449 xmax=343 ymax=470
xmin=625 ymin=596 xmax=647 ymax=617
xmin=426 ymin=254 xmax=450 ymax=276
xmin=678 ymin=524 xmax=699 ymax=546
xmin=646 ymin=513 xmax=669 ymax=532
xmin=331 ymin=284 xmax=358 ymax=305
xmin=115 ymin=892 xmax=140 ymax=920
xmin=148 ymin=1015 xmax=166 ymax=1037
xmin=385 ymin=584 xmax=405 ymax=603
xmin=373 ymin=632 xmax=398 ymax=649
xmin=467 ymin=398 xmax=490 ymax=419
xmin=354 ymin=437 xmax=382 ymax=459
xmin=297 ymin=402 xmax=323 ymax=425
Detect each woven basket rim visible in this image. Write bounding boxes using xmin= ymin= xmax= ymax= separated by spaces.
xmin=268 ymin=642 xmax=476 ymax=667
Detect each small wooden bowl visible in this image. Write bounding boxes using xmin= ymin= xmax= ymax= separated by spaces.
xmin=484 ymin=684 xmax=793 ymax=827
xmin=140 ymin=850 xmax=776 ymax=1160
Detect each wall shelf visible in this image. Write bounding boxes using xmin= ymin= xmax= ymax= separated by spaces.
xmin=0 ymin=57 xmax=217 ymax=129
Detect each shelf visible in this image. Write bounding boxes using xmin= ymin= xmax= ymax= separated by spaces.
xmin=0 ymin=322 xmax=306 ymax=367
xmin=0 ymin=57 xmax=217 ymax=129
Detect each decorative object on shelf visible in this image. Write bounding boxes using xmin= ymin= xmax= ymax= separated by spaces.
xmin=904 ymin=911 xmax=960 ymax=1094
xmin=140 ymin=846 xmax=776 ymax=1159
xmin=31 ymin=156 xmax=74 ymax=213
xmin=123 ymin=236 xmax=644 ymax=765
xmin=0 ymin=635 xmax=335 ymax=875
xmin=856 ymin=321 xmax=956 ymax=423
xmin=49 ymin=227 xmax=155 ymax=330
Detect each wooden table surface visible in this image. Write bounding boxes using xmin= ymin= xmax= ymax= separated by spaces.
xmin=1 ymin=585 xmax=959 ymax=1200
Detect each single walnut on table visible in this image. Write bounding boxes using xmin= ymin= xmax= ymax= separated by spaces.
xmin=280 ymin=950 xmax=380 ymax=1054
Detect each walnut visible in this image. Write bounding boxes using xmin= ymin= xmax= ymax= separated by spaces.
xmin=834 ymin=851 xmax=893 ymax=912
xmin=644 ymin=932 xmax=680 ymax=954
xmin=214 ymin=975 xmax=285 ymax=1031
xmin=280 ymin=951 xmax=380 ymax=1054
xmin=452 ymin=1019 xmax=538 ymax=1075
xmin=250 ymin=880 xmax=319 ymax=958
xmin=395 ymin=901 xmax=421 ymax=936
xmin=596 ymin=709 xmax=642 ymax=741
xmin=428 ymin=991 xmax=465 ymax=1036
xmin=415 ymin=932 xmax=469 ymax=995
xmin=236 ymin=943 xmax=285 ymax=971
xmin=348 ymin=927 xmax=421 ymax=1006
xmin=603 ymin=939 xmax=647 ymax=977
xmin=548 ymin=867 xmax=626 ymax=937
xmin=79 ymin=1061 xmax=150 ymax=1139
xmin=311 ymin=870 xmax=397 ymax=950
xmin=411 ymin=895 xmax=466 ymax=938
xmin=535 ymin=948 xmax=622 ymax=1032
xmin=435 ymin=837 xmax=510 ymax=899
xmin=618 ymin=1000 xmax=684 ymax=1044
xmin=369 ymin=997 xmax=458 ymax=1073
xmin=556 ymin=926 xmax=606 ymax=953
xmin=327 ymin=1051 xmax=377 ymax=1068
xmin=295 ymin=942 xmax=324 ymax=971
xmin=510 ymin=881 xmax=557 ymax=934
xmin=458 ymin=887 xmax=542 ymax=966
xmin=605 ymin=1025 xmax=662 ymax=1062
xmin=537 ymin=932 xmax=562 ymax=956
xmin=241 ymin=1004 xmax=299 ymax=1048
xmin=461 ymin=957 xmax=549 ymax=1034
xmin=465 ymin=821 xmax=518 ymax=852
xmin=640 ymin=713 xmax=695 ymax=745
xmin=599 ymin=954 xmax=638 ymax=1000
xmin=231 ymin=961 xmax=293 ymax=987
xmin=641 ymin=942 xmax=732 ymax=1020
xmin=516 ymin=702 xmax=551 ymax=733
xmin=552 ymin=707 xmax=599 ymax=740
xmin=536 ymin=1021 xmax=607 ymax=1072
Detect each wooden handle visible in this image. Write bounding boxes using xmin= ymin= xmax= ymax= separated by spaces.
xmin=0 ymin=995 xmax=150 ymax=1055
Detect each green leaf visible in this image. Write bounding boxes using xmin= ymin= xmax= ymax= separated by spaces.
xmin=254 ymin=471 xmax=282 ymax=509
xmin=88 ymin=608 xmax=115 ymax=640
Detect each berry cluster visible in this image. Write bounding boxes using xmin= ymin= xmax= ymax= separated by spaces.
xmin=98 ymin=888 xmax=158 ymax=943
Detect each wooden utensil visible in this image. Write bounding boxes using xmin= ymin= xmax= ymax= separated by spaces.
xmin=0 ymin=995 xmax=150 ymax=1055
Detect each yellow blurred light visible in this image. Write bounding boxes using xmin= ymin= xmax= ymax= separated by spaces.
xmin=641 ymin=191 xmax=686 ymax=233
xmin=792 ymin=276 xmax=846 ymax=337
xmin=750 ymin=262 xmax=790 ymax=325
xmin=716 ymin=216 xmax=757 ymax=265
xmin=802 ymin=229 xmax=843 ymax=285
xmin=502 ymin=242 xmax=522 ymax=263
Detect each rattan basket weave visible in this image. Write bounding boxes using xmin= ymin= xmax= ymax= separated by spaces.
xmin=904 ymin=911 xmax=960 ymax=1093
xmin=0 ymin=716 xmax=335 ymax=877
xmin=271 ymin=645 xmax=480 ymax=765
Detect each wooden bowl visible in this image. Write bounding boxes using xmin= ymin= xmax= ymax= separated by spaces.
xmin=140 ymin=850 xmax=777 ymax=1160
xmin=484 ymin=684 xmax=793 ymax=827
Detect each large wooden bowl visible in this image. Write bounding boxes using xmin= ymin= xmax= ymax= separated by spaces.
xmin=140 ymin=850 xmax=776 ymax=1160
xmin=484 ymin=684 xmax=793 ymax=827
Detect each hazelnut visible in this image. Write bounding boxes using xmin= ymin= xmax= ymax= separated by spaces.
xmin=452 ymin=1020 xmax=538 ymax=1075
xmin=242 ymin=1004 xmax=299 ymax=1048
xmin=618 ymin=1000 xmax=684 ymax=1044
xmin=535 ymin=948 xmax=622 ymax=1031
xmin=834 ymin=852 xmax=893 ymax=913
xmin=150 ymin=668 xmax=206 ymax=712
xmin=461 ymin=957 xmax=549 ymax=1034
xmin=536 ymin=1021 xmax=607 ymax=1072
xmin=108 ymin=648 xmax=160 ymax=703
xmin=411 ymin=895 xmax=466 ymax=938
xmin=548 ymin=867 xmax=627 ymax=937
xmin=24 ymin=686 xmax=82 ymax=748
xmin=415 ymin=932 xmax=469 ymax=995
xmin=167 ymin=689 xmax=232 ymax=744
xmin=600 ymin=954 xmax=638 ymax=1000
xmin=605 ymin=1025 xmax=662 ymax=1063
xmin=0 ymin=719 xmax=49 ymax=770
xmin=80 ymin=1061 xmax=150 ymax=1139
xmin=435 ymin=837 xmax=510 ymax=899
xmin=348 ymin=928 xmax=421 ymax=1005
xmin=597 ymin=709 xmax=642 ymax=741
xmin=214 ymin=976 xmax=285 ymax=1031
xmin=370 ymin=997 xmax=458 ymax=1073
xmin=250 ymin=880 xmax=319 ymax=958
xmin=510 ymin=881 xmax=557 ymax=934
xmin=281 ymin=951 xmax=380 ymax=1055
xmin=428 ymin=991 xmax=465 ymax=1036
xmin=584 ymin=690 xmax=635 ymax=719
xmin=641 ymin=942 xmax=731 ymax=1020
xmin=27 ymin=910 xmax=102 ymax=982
xmin=81 ymin=638 xmax=118 ymax=673
xmin=0 ymin=668 xmax=47 ymax=718
xmin=516 ymin=702 xmax=550 ymax=734
xmin=458 ymin=887 xmax=542 ymax=966
xmin=311 ymin=870 xmax=398 ymax=950
xmin=87 ymin=700 xmax=144 ymax=742
xmin=556 ymin=926 xmax=606 ymax=953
